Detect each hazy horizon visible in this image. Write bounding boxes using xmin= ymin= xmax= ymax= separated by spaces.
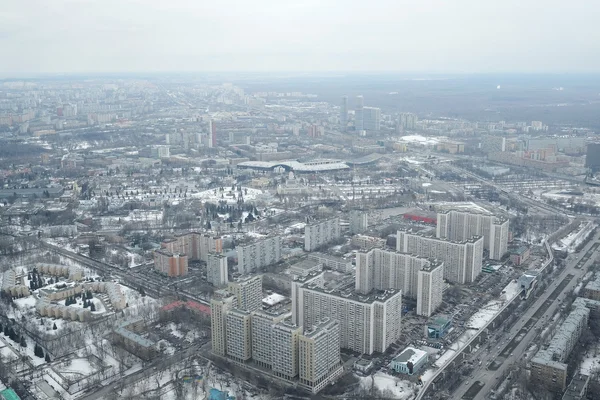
xmin=2 ymin=0 xmax=600 ymax=77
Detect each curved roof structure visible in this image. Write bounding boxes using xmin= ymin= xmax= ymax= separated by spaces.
xmin=237 ymin=159 xmax=350 ymax=173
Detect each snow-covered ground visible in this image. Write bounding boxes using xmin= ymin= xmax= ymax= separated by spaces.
xmin=191 ymin=187 xmax=264 ymax=205
xmin=424 ymin=280 xmax=519 ymax=384
xmin=552 ymin=222 xmax=596 ymax=253
xmin=359 ymin=372 xmax=417 ymax=399
xmin=466 ymin=280 xmax=519 ymax=329
xmin=580 ymin=343 xmax=600 ymax=375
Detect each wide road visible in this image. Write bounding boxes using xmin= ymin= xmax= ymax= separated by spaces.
xmin=40 ymin=241 xmax=210 ymax=306
xmin=447 ymin=164 xmax=570 ymax=217
xmin=77 ymin=342 xmax=205 ymax=400
xmin=452 ymin=230 xmax=600 ymax=400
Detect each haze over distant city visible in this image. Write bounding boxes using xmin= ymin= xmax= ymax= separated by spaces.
xmin=2 ymin=0 xmax=600 ymax=76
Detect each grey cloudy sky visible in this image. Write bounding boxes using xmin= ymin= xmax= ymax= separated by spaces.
xmin=1 ymin=0 xmax=599 ymax=75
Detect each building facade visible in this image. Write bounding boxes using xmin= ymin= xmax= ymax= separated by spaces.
xmin=530 ymin=298 xmax=597 ymax=392
xmin=226 ymin=309 xmax=253 ymax=362
xmin=349 ymin=210 xmax=368 ymax=234
xmin=304 ymin=218 xmax=341 ymax=251
xmin=153 ymin=250 xmax=188 ymax=277
xmin=210 ymin=290 xmax=238 ymax=356
xmin=362 ymin=107 xmax=381 ymax=131
xmin=340 ymin=96 xmax=348 ymax=131
xmin=237 ymin=236 xmax=282 ymax=274
xmin=162 ymin=232 xmax=223 ymax=263
xmin=294 ymin=273 xmax=402 ymax=354
xmin=251 ymin=310 xmax=290 ymax=369
xmin=298 ymin=319 xmax=343 ymax=393
xmin=207 ymin=252 xmax=228 ymax=287
xmin=396 ymin=230 xmax=483 ymax=284
xmin=436 ymin=210 xmax=509 ymax=261
xmin=228 ymin=275 xmax=263 ymax=312
xmin=355 ymin=248 xmax=443 ymax=317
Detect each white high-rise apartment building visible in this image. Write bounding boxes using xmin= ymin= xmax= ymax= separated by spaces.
xmin=400 ymin=113 xmax=418 ymax=130
xmin=271 ymin=321 xmax=302 ymax=380
xmin=362 ymin=107 xmax=381 ymax=131
xmin=293 ymin=272 xmax=402 ymax=354
xmin=355 ymin=249 xmax=444 ymax=317
xmin=355 ymin=95 xmax=364 ymax=131
xmin=226 ymin=309 xmax=253 ymax=362
xmin=340 ymin=96 xmax=348 ymax=131
xmin=396 ymin=230 xmax=484 ymax=284
xmin=237 ymin=236 xmax=282 ymax=274
xmin=436 ymin=210 xmax=509 ymax=261
xmin=304 ymin=218 xmax=341 ymax=251
xmin=298 ymin=319 xmax=343 ymax=393
xmin=251 ymin=310 xmax=290 ymax=369
xmin=207 ymin=253 xmax=228 ymax=287
xmin=228 ymin=275 xmax=263 ymax=312
xmin=417 ymin=263 xmax=445 ymax=317
xmin=349 ymin=210 xmax=368 ymax=234
xmin=210 ymin=290 xmax=238 ymax=356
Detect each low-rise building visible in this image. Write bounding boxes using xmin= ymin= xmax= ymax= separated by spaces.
xmin=426 ymin=315 xmax=452 ymax=339
xmin=307 ymin=253 xmax=353 ymax=273
xmin=530 ymin=298 xmax=599 ymax=392
xmin=391 ymin=347 xmax=428 ymax=375
xmin=583 ymin=276 xmax=600 ymax=301
xmin=112 ymin=318 xmax=156 ymax=361
xmin=510 ymin=246 xmax=531 ymax=266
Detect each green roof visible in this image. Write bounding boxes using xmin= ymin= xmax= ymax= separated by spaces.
xmin=1 ymin=388 xmax=21 ymax=400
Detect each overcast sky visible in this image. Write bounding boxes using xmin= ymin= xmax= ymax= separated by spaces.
xmin=1 ymin=0 xmax=599 ymax=76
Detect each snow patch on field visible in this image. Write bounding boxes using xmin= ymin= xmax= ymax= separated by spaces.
xmin=359 ymin=372 xmax=417 ymax=399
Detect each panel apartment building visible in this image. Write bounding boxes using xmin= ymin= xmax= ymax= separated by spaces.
xmin=436 ymin=209 xmax=509 ymax=261
xmin=161 ymin=232 xmax=223 ymax=262
xmin=530 ymin=297 xmax=600 ymax=392
xmin=304 ymin=218 xmax=341 ymax=251
xmin=396 ymin=230 xmax=484 ymax=284
xmin=211 ymin=300 xmax=342 ymax=393
xmin=292 ymin=272 xmax=402 ymax=354
xmin=355 ymin=249 xmax=444 ymax=317
xmin=237 ymin=236 xmax=282 ymax=274
xmin=207 ymin=253 xmax=228 ymax=288
xmin=153 ymin=250 xmax=188 ymax=277
xmin=227 ymin=275 xmax=263 ymax=312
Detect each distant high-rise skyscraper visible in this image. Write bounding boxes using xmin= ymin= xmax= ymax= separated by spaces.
xmin=340 ymin=96 xmax=348 ymax=131
xmin=362 ymin=107 xmax=381 ymax=131
xmin=355 ymin=95 xmax=364 ymax=131
xmin=209 ymin=119 xmax=216 ymax=147
xmin=400 ymin=113 xmax=417 ymax=131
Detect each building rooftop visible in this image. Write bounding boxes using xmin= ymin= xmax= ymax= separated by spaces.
xmin=303 ymin=273 xmax=401 ymax=304
xmin=429 ymin=315 xmax=452 ymax=327
xmin=289 ymin=259 xmax=322 ymax=274
xmin=511 ymin=246 xmax=530 ymax=256
xmin=303 ymin=318 xmax=337 ymax=338
xmin=398 ymin=229 xmax=483 ymax=245
xmin=562 ymin=374 xmax=590 ymax=400
xmin=585 ymin=276 xmax=600 ymax=292
xmin=533 ymin=300 xmax=590 ymax=366
xmin=393 ymin=347 xmax=428 ymax=364
xmin=114 ymin=327 xmax=155 ymax=348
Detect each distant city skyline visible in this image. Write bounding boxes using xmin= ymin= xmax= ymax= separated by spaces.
xmin=2 ymin=0 xmax=599 ymax=76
